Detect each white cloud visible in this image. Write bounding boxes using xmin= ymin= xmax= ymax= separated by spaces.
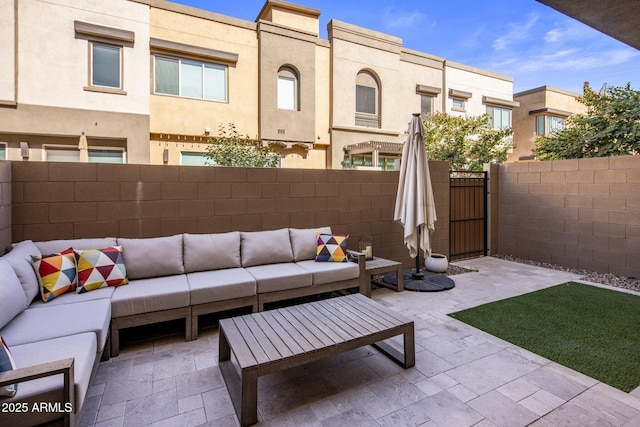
xmin=382 ymin=8 xmax=429 ymax=31
xmin=544 ymin=21 xmax=594 ymax=43
xmin=492 ymin=14 xmax=539 ymax=51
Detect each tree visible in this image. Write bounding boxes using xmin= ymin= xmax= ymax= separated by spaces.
xmin=422 ymin=113 xmax=513 ymax=171
xmin=204 ymin=123 xmax=279 ymax=167
xmin=535 ymin=82 xmax=640 ymax=160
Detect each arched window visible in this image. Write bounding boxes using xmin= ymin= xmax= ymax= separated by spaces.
xmin=277 ymin=66 xmax=299 ymax=111
xmin=355 ymin=70 xmax=380 ymax=127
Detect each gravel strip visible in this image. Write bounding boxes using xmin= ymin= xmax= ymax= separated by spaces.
xmin=492 ymin=254 xmax=640 ymax=293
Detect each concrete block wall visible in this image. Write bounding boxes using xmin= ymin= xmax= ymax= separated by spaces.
xmin=10 ymin=161 xmax=450 ymax=269
xmin=0 ymin=162 xmax=12 ymax=253
xmin=498 ymin=155 xmax=640 ymax=278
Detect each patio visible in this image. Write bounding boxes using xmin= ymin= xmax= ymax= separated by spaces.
xmin=76 ymin=257 xmax=640 ymax=427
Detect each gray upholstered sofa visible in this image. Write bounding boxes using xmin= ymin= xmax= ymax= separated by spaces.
xmin=0 ymin=226 xmax=365 ymax=426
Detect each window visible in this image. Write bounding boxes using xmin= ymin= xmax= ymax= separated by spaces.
xmin=91 ymin=43 xmax=121 ymax=89
xmin=421 ymin=95 xmax=433 ymax=118
xmin=452 ymin=98 xmax=465 ymax=110
xmin=536 ymin=115 xmax=565 ymax=135
xmin=355 ymin=71 xmax=380 ymax=128
xmin=181 ymin=152 xmax=208 ymax=166
xmin=75 ymin=21 xmax=134 ymax=94
xmin=487 ymin=105 xmax=512 ymax=130
xmin=277 ymin=67 xmax=298 ymax=110
xmin=0 ymin=144 xmax=5 ymax=161
xmin=44 ymin=146 xmax=124 ymax=163
xmin=88 ymin=149 xmax=124 ymax=163
xmin=154 ymin=56 xmax=227 ymax=102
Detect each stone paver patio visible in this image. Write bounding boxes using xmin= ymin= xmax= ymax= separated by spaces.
xmin=79 ymin=257 xmax=640 ymax=426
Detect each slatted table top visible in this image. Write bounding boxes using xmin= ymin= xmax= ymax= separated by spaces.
xmin=219 ymin=293 xmax=412 ymax=371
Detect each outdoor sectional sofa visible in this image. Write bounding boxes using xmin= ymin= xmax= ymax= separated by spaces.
xmin=0 ymin=226 xmax=365 ymax=426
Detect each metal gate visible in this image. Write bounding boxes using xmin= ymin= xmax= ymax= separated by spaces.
xmin=449 ymin=170 xmax=487 ymax=261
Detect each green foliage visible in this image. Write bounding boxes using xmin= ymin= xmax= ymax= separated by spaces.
xmin=535 ymin=82 xmax=640 ymax=160
xmin=204 ymin=123 xmax=279 ymax=167
xmin=422 ymin=113 xmax=513 ymax=171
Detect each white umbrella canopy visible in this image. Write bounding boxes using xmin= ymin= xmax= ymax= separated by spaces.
xmin=394 ymin=114 xmax=437 ymax=266
xmin=78 ymin=132 xmax=89 ymax=163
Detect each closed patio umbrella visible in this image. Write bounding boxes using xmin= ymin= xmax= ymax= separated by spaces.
xmin=387 ymin=114 xmax=453 ymax=291
xmin=395 ymin=113 xmax=436 ymax=271
xmin=79 ymin=132 xmax=89 ymax=163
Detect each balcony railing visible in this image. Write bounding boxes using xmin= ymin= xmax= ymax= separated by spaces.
xmin=355 ymin=112 xmax=381 ymax=128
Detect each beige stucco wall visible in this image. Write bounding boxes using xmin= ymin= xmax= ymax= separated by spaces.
xmin=263 ymin=4 xmax=320 ymax=35
xmin=0 ymin=0 xmax=16 ymax=105
xmin=258 ymin=24 xmax=317 ymax=144
xmin=445 ymin=62 xmax=515 ymax=118
xmin=510 ymin=86 xmax=586 ymax=162
xmin=0 ymin=0 xmax=151 ymax=163
xmin=17 ymin=0 xmax=150 ymax=113
xmin=149 ymin=7 xmax=259 ymax=141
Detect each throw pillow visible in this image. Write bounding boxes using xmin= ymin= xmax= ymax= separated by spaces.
xmin=316 ymin=234 xmax=349 ymax=262
xmin=0 ymin=336 xmax=18 ymax=397
xmin=75 ymin=246 xmax=128 ymax=293
xmin=31 ymin=248 xmax=77 ymax=303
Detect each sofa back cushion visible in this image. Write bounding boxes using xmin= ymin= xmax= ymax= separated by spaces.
xmin=2 ymin=240 xmax=41 ymax=307
xmin=0 ymin=259 xmax=27 ymax=329
xmin=241 ymin=228 xmax=293 ymax=267
xmin=183 ymin=232 xmax=241 ymax=273
xmin=289 ymin=226 xmax=332 ymax=261
xmin=117 ymin=235 xmax=184 ymax=280
xmin=34 ymin=238 xmax=117 ymax=255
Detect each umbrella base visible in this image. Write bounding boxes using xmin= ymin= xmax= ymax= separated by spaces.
xmin=383 ymin=270 xmax=455 ymax=292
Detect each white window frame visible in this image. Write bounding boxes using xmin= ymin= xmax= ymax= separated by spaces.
xmin=43 ymin=145 xmax=125 ymax=163
xmin=451 ymin=98 xmax=465 ymax=111
xmin=536 ymin=115 xmax=566 ymax=135
xmin=90 ymin=42 xmax=123 ymax=90
xmin=487 ymin=105 xmax=512 ymax=130
xmin=75 ymin=21 xmax=133 ymax=95
xmin=180 ymin=151 xmax=208 ymax=166
xmin=154 ymin=55 xmax=228 ymax=102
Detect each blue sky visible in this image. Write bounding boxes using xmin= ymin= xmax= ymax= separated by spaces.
xmin=171 ymin=0 xmax=639 ymax=94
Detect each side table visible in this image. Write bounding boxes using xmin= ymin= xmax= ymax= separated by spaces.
xmin=363 ymin=257 xmax=403 ymax=297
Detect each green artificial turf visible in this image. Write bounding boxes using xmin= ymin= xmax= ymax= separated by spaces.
xmin=449 ymin=282 xmax=640 ymax=392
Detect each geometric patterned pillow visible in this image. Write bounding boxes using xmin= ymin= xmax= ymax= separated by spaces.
xmin=75 ymin=246 xmax=128 ymax=293
xmin=0 ymin=336 xmax=17 ymax=397
xmin=315 ymin=234 xmax=349 ymax=262
xmin=31 ymin=248 xmax=77 ymax=303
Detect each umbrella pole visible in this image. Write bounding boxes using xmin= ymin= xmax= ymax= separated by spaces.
xmin=412 ymin=226 xmax=424 ymax=279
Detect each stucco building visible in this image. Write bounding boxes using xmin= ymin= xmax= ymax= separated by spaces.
xmin=510 ymin=86 xmax=587 ymax=162
xmin=0 ymin=0 xmax=519 ymax=169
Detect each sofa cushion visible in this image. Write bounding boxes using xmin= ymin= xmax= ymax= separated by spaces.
xmin=187 ymin=269 xmax=256 ymax=305
xmin=2 ymin=240 xmax=41 ymax=307
xmin=118 ymin=235 xmax=184 ymax=280
xmin=110 ymin=275 xmax=190 ymax=318
xmin=0 ymin=336 xmax=17 ymax=397
xmin=2 ymin=333 xmax=97 ymax=425
xmin=28 ymin=287 xmax=115 ymax=309
xmin=241 ymin=228 xmax=293 ymax=267
xmin=316 ymin=234 xmax=349 ymax=262
xmin=0 ymin=259 xmax=27 ymax=330
xmin=245 ymin=263 xmax=312 ymax=294
xmin=0 ymin=299 xmax=111 ymax=352
xmin=31 ymin=249 xmax=78 ymax=302
xmin=34 ymin=237 xmax=117 ymax=255
xmin=289 ymin=226 xmax=332 ymax=262
xmin=296 ymin=260 xmax=360 ymax=285
xmin=184 ymin=232 xmax=241 ymax=273
xmin=75 ymin=246 xmax=128 ymax=293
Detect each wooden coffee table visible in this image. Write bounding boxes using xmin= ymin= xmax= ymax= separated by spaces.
xmin=218 ymin=293 xmax=415 ymax=426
